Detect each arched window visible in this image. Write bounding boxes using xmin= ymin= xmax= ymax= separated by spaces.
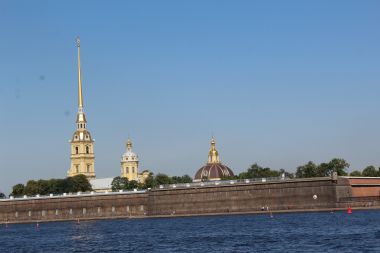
xmin=126 ymin=168 xmax=129 ymax=174
xmin=87 ymin=164 xmax=90 ymax=173
xmin=86 ymin=146 xmax=89 ymax=154
xmin=75 ymin=147 xmax=79 ymax=154
xmin=75 ymin=165 xmax=79 ymax=173
xmin=132 ymin=168 xmax=135 ymax=173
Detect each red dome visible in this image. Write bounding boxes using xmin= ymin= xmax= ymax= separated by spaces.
xmin=194 ymin=163 xmax=234 ymax=181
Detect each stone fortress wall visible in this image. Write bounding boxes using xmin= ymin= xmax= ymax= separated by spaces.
xmin=1 ymin=177 xmax=380 ymax=224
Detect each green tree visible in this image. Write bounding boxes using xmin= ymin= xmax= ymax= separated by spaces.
xmin=349 ymin=170 xmax=362 ymax=176
xmin=67 ymin=174 xmax=92 ymax=192
xmin=24 ymin=180 xmax=40 ymax=196
xmin=37 ymin=180 xmax=50 ymax=195
xmin=171 ymin=175 xmax=193 ymax=184
xmin=155 ymin=173 xmax=171 ymax=185
xmin=362 ymin=166 xmax=379 ymax=177
xmin=0 ymin=192 xmax=5 ymax=199
xmin=11 ymin=184 xmax=25 ymax=197
xmin=317 ymin=158 xmax=349 ymax=177
xmin=144 ymin=174 xmax=157 ymax=188
xmin=296 ymin=161 xmax=318 ymax=178
xmin=239 ymin=163 xmax=281 ymax=179
xmin=127 ymin=180 xmax=139 ymax=190
xmin=111 ymin=176 xmax=129 ymax=191
xmin=48 ymin=179 xmax=67 ymax=194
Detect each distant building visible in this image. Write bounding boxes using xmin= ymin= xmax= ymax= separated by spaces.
xmin=193 ymin=138 xmax=234 ymax=182
xmin=67 ymin=37 xmax=95 ymax=179
xmin=120 ymin=138 xmax=150 ymax=184
xmin=121 ymin=138 xmax=139 ymax=181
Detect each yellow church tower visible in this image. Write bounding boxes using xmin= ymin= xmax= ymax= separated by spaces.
xmin=67 ymin=37 xmax=95 ymax=179
xmin=121 ymin=138 xmax=139 ymax=181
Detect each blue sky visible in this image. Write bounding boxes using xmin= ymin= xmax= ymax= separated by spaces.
xmin=0 ymin=0 xmax=379 ymax=194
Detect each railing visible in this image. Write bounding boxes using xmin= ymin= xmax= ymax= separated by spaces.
xmin=0 ymin=175 xmax=317 ymax=201
xmin=0 ymin=189 xmax=147 ymax=202
xmin=155 ymin=176 xmax=289 ymax=190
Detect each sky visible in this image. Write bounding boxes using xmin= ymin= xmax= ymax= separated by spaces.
xmin=0 ymin=0 xmax=379 ymax=194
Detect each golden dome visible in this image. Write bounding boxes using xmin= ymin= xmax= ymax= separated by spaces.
xmin=194 ymin=137 xmax=235 ymax=181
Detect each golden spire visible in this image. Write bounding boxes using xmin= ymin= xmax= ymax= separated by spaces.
xmin=75 ymin=36 xmax=86 ymax=126
xmin=76 ymin=36 xmax=83 ymax=110
xmin=208 ymin=137 xmax=220 ymax=164
xmin=127 ymin=138 xmax=132 ymax=151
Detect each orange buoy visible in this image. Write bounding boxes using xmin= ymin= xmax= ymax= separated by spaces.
xmin=347 ymin=207 xmax=352 ymax=214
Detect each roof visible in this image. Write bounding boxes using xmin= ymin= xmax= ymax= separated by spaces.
xmin=90 ymin=178 xmax=113 ymax=191
xmin=194 ymin=163 xmax=234 ymax=181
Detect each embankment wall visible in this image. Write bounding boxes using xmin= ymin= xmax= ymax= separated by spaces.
xmin=1 ymin=177 xmax=379 ymax=224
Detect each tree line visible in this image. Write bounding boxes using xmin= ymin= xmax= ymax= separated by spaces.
xmin=223 ymin=158 xmax=380 ymax=180
xmin=10 ymin=175 xmax=92 ymax=197
xmin=111 ymin=173 xmax=193 ymax=191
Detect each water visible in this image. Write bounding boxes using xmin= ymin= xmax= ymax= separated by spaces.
xmin=1 ymin=210 xmax=380 ymax=252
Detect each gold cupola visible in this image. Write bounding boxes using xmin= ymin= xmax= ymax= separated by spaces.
xmin=208 ymin=137 xmax=220 ymax=164
xmin=194 ymin=137 xmax=235 ymax=182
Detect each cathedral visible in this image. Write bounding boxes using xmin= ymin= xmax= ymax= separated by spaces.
xmin=67 ymin=37 xmax=95 ymax=179
xmin=65 ymin=38 xmax=233 ymax=191
xmin=65 ymin=38 xmax=151 ymax=192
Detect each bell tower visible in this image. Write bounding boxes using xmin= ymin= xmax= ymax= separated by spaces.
xmin=121 ymin=138 xmax=139 ymax=180
xmin=67 ymin=37 xmax=95 ymax=179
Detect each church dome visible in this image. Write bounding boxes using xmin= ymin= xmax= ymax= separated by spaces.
xmin=194 ymin=137 xmax=234 ymax=181
xmin=122 ymin=139 xmax=138 ymax=161
xmin=194 ymin=163 xmax=234 ymax=181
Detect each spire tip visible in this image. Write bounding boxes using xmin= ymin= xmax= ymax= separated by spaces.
xmin=76 ymin=36 xmax=80 ymax=47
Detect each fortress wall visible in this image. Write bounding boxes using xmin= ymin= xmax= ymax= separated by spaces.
xmin=0 ymin=177 xmax=372 ymax=224
xmin=147 ymin=178 xmax=347 ymax=216
xmin=0 ymin=193 xmax=148 ymax=223
xmin=346 ymin=178 xmax=380 ymax=197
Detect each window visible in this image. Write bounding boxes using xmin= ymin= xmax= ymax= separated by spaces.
xmin=132 ymin=168 xmax=135 ymax=173
xmin=126 ymin=168 xmax=129 ymax=174
xmin=86 ymin=146 xmax=89 ymax=154
xmin=75 ymin=147 xmax=79 ymax=154
xmin=76 ymin=165 xmax=79 ymax=173
xmin=87 ymin=164 xmax=90 ymax=173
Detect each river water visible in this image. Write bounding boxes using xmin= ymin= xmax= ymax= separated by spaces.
xmin=1 ymin=210 xmax=380 ymax=252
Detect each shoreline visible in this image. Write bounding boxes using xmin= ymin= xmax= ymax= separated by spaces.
xmin=2 ymin=206 xmax=380 ymax=225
